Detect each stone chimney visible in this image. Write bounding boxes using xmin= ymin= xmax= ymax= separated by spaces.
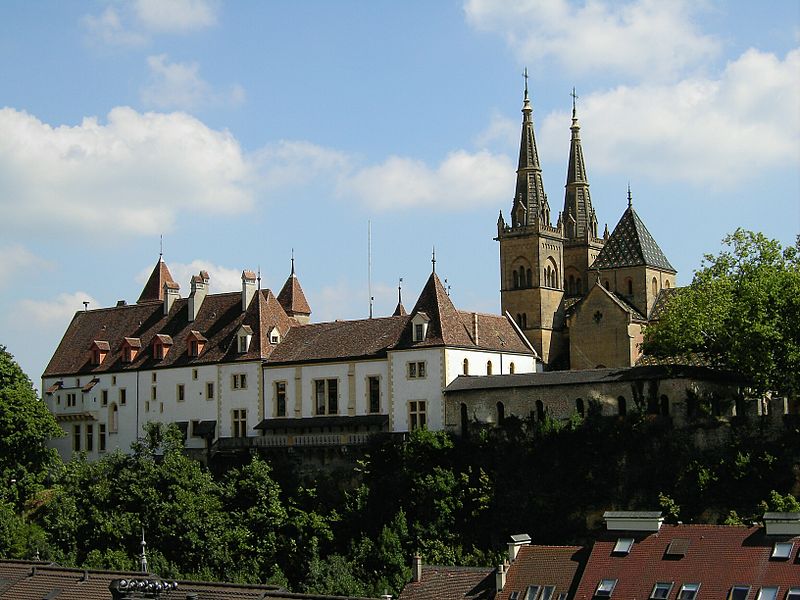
xmin=495 ymin=561 xmax=506 ymax=592
xmin=411 ymin=554 xmax=422 ymax=582
xmin=604 ymin=511 xmax=664 ymax=532
xmin=472 ymin=312 xmax=479 ymax=345
xmin=508 ymin=533 xmax=531 ymax=562
xmin=163 ymin=281 xmax=180 ymax=316
xmin=188 ymin=271 xmax=209 ymax=322
xmin=241 ymin=270 xmax=256 ymax=311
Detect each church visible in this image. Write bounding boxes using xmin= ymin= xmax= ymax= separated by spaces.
xmin=497 ymin=80 xmax=676 ymax=370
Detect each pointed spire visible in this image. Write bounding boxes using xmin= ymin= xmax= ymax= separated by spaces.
xmin=431 ymin=246 xmax=436 ymax=273
xmin=393 ymin=277 xmax=407 ymax=316
xmin=563 ymin=86 xmax=594 ymax=240
xmin=512 ymin=69 xmax=549 ymax=228
xmin=290 ymin=248 xmax=295 ymax=276
xmin=277 ymin=256 xmax=311 ymax=323
xmin=627 ymin=182 xmax=633 ymax=208
xmin=137 ymin=255 xmax=176 ymax=304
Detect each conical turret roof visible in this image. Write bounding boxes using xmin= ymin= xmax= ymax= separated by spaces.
xmin=277 ymin=268 xmax=311 ymax=317
xmin=407 ymin=272 xmax=473 ymax=347
xmin=137 ymin=257 xmax=176 ymax=304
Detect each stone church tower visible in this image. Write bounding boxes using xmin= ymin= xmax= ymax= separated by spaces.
xmin=496 ymin=79 xmax=566 ymax=364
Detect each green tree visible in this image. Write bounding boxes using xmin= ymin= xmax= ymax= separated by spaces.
xmin=0 ymin=345 xmax=62 ymax=512
xmin=643 ymin=229 xmax=800 ymax=398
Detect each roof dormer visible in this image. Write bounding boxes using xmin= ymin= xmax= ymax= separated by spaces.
xmin=267 ymin=326 xmax=281 ymax=345
xmin=152 ymin=334 xmax=173 ymax=360
xmin=90 ymin=340 xmax=110 ymax=366
xmin=236 ymin=325 xmax=253 ymax=353
xmin=121 ymin=337 xmax=141 ymax=363
xmin=188 ymin=330 xmax=208 ymax=357
xmin=411 ymin=311 xmax=430 ymax=342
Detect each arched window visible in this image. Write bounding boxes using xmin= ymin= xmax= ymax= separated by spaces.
xmin=496 ymin=401 xmax=505 ymax=425
xmin=519 ymin=266 xmax=525 ymax=287
xmin=521 ymin=313 xmax=527 ymax=329
xmin=576 ymin=398 xmax=584 ymax=417
xmin=509 ymin=362 xmax=515 ymax=374
xmin=486 ymin=361 xmax=493 ymax=375
xmin=627 ymin=278 xmax=633 ymax=296
xmin=568 ymin=275 xmax=575 ymax=295
xmin=660 ymin=395 xmax=670 ymax=416
xmin=604 ymin=280 xmax=610 ymax=290
xmin=463 ymin=358 xmax=469 ymax=375
xmin=664 ymin=280 xmax=671 ymax=289
xmin=526 ymin=268 xmax=532 ymax=288
xmin=536 ymin=400 xmax=545 ymax=422
xmin=617 ymin=396 xmax=627 ymax=416
xmin=109 ymin=403 xmax=119 ymax=433
xmin=513 ymin=270 xmax=519 ymax=289
xmin=460 ymin=403 xmax=468 ymax=437
xmin=652 ymin=277 xmax=658 ymax=297
xmin=576 ymin=278 xmax=582 ymax=295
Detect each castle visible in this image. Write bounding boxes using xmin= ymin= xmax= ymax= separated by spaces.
xmin=498 ymin=81 xmax=676 ymax=369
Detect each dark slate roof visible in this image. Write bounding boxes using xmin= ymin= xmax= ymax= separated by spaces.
xmin=0 ymin=561 xmax=380 ymax=600
xmin=573 ymin=525 xmax=800 ymax=599
xmin=399 ymin=565 xmax=496 ymax=600
xmin=136 ymin=258 xmax=176 ymax=304
xmin=636 ymin=352 xmax=714 ymax=368
xmin=648 ymin=286 xmax=681 ymax=320
xmin=43 ymin=289 xmax=294 ymax=377
xmin=591 ymin=206 xmax=675 ymax=272
xmin=277 ymin=272 xmax=312 ymax=316
xmin=443 ymin=365 xmax=747 ymax=394
xmin=497 ymin=545 xmax=587 ymax=600
xmin=266 ymin=315 xmax=409 ymax=365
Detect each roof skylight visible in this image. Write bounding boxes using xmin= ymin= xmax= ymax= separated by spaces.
xmin=613 ymin=538 xmax=635 ymax=554
xmin=771 ymin=541 xmax=793 ymax=559
xmin=756 ymin=588 xmax=779 ymax=600
xmin=595 ymin=579 xmax=618 ymax=598
xmin=729 ymin=586 xmax=750 ymax=600
xmin=677 ymin=583 xmax=700 ymax=600
xmin=650 ymin=582 xmax=673 ymax=599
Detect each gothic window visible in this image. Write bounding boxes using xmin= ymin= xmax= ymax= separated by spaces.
xmin=509 ymin=362 xmax=515 ymax=374
xmin=526 ymin=268 xmax=532 ymax=288
xmin=576 ymin=398 xmax=585 ymax=417
xmin=496 ymin=401 xmax=505 ymax=425
xmin=522 ymin=313 xmax=528 ymax=329
xmin=617 ymin=396 xmax=627 ymax=416
xmin=110 ymin=403 xmax=119 ymax=433
xmin=665 ymin=280 xmax=671 ymax=289
xmin=576 ymin=278 xmax=582 ymax=294
xmin=486 ymin=361 xmax=493 ymax=375
xmin=463 ymin=358 xmax=469 ymax=375
xmin=519 ymin=266 xmax=525 ymax=288
xmin=513 ymin=270 xmax=519 ymax=289
xmin=604 ymin=280 xmax=610 ymax=289
xmin=652 ymin=277 xmax=658 ymax=297
xmin=626 ymin=278 xmax=633 ymax=296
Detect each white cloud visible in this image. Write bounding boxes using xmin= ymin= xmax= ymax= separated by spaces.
xmin=474 ymin=112 xmax=519 ymax=151
xmin=312 ymin=280 xmax=396 ymax=323
xmin=133 ymin=0 xmax=217 ymax=33
xmin=17 ymin=292 xmax=100 ymax=327
xmin=253 ymin=140 xmax=351 ymax=189
xmin=0 ymin=106 xmax=253 ymax=236
xmin=338 ymin=150 xmax=514 ymax=211
xmin=136 ymin=260 xmax=243 ymax=294
xmin=141 ymin=54 xmax=245 ymax=111
xmin=464 ymin=0 xmax=720 ymax=80
xmin=538 ymin=48 xmax=800 ymax=185
xmin=0 ymin=245 xmax=52 ymax=288
xmin=83 ymin=0 xmax=217 ymax=45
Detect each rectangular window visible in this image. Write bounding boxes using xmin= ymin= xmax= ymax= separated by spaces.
xmin=112 ymin=375 xmax=116 ymax=385
xmin=206 ymin=382 xmax=214 ymax=399
xmin=677 ymin=584 xmax=700 ymax=600
xmin=414 ymin=323 xmax=424 ymax=340
xmin=407 ymin=361 xmax=427 ymax=379
xmin=145 ymin=400 xmax=150 ymax=413
xmin=314 ymin=379 xmax=338 ymax=415
xmin=152 ymin=372 xmax=157 ymax=383
xmin=190 ymin=340 xmax=199 ymax=357
xmin=772 ymin=541 xmax=793 ymax=559
xmin=191 ymin=420 xmax=200 ymax=437
xmin=728 ymin=587 xmax=750 ymax=600
xmin=651 ymin=583 xmax=674 ymax=600
xmin=613 ymin=538 xmax=634 ymax=554
xmin=192 ymin=368 xmax=198 ymax=380
xmin=73 ymin=424 xmax=81 ymax=451
xmin=539 ymin=587 xmax=555 ymax=600
xmin=232 ymin=408 xmax=247 ymax=438
xmin=368 ymin=376 xmax=380 ymax=413
xmin=101 ymin=389 xmax=108 ymax=406
xmin=409 ymin=400 xmax=427 ymax=431
xmin=177 ymin=384 xmax=185 ymax=402
xmin=786 ymin=588 xmax=800 ymax=600
xmin=119 ymin=388 xmax=127 ymax=406
xmin=151 ymin=386 xmax=157 ymax=401
xmin=66 ymin=393 xmax=77 ymax=407
xmin=756 ymin=588 xmax=779 ymax=600
xmin=99 ymin=424 xmax=106 ymax=452
xmin=86 ymin=424 xmax=94 ymax=452
xmin=275 ymin=382 xmax=287 ymax=417
xmin=232 ymin=373 xmax=247 ymax=390
xmin=595 ymin=580 xmax=618 ymax=598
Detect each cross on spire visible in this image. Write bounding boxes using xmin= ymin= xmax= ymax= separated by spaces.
xmin=627 ymin=182 xmax=633 ymax=208
xmin=159 ymin=234 xmax=163 ymax=259
xmin=570 ymin=87 xmax=579 ymax=115
xmin=522 ymin=67 xmax=529 ymax=97
xmin=398 ymin=277 xmax=403 ymax=304
xmin=431 ymin=246 xmax=436 ymax=273
xmin=290 ymin=248 xmax=295 ymax=276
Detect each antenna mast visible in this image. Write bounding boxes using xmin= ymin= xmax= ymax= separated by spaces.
xmin=368 ymin=221 xmax=373 ymax=319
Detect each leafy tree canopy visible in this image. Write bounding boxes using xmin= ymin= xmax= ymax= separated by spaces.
xmin=643 ymin=229 xmax=800 ymax=397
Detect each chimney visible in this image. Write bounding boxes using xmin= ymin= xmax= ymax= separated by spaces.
xmin=188 ymin=271 xmax=209 ymax=322
xmin=411 ymin=554 xmax=422 ymax=582
xmin=763 ymin=512 xmax=800 ymax=536
xmin=604 ymin=511 xmax=664 ymax=532
xmin=242 ymin=270 xmax=256 ymax=311
xmin=508 ymin=533 xmax=531 ymax=562
xmin=163 ymin=281 xmax=180 ymax=315
xmin=472 ymin=312 xmax=479 ymax=345
xmin=495 ymin=562 xmax=506 ymax=592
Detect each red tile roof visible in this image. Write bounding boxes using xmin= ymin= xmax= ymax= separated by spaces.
xmin=573 ymin=524 xmax=800 ymax=599
xmin=277 ymin=272 xmax=312 ymax=316
xmin=399 ymin=565 xmax=496 ymax=600
xmin=136 ymin=258 xmax=176 ymax=304
xmin=497 ymin=545 xmax=587 ymax=600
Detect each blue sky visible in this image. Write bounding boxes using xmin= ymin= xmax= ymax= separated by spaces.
xmin=1 ymin=0 xmax=798 ymax=386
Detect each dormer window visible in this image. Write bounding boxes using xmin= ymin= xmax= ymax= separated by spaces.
xmin=188 ymin=330 xmax=207 ymax=357
xmin=236 ymin=325 xmax=253 ymax=353
xmin=90 ymin=340 xmax=110 ymax=366
xmin=411 ymin=312 xmax=430 ymax=342
xmin=152 ymin=334 xmax=173 ymax=360
xmin=268 ymin=326 xmax=281 ymax=345
xmin=121 ymin=337 xmax=141 ymax=363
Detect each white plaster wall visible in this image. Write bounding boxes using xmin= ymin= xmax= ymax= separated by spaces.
xmin=444 ymin=349 xmax=537 ymax=381
xmin=389 ymin=348 xmax=444 ymax=432
xmin=353 ymin=360 xmax=389 ymax=415
xmin=218 ymin=362 xmax=263 ymax=437
xmin=295 ymin=363 xmax=350 ymax=417
xmin=263 ymin=366 xmax=297 ymax=418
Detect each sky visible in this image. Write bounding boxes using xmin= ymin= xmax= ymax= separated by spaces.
xmin=0 ymin=0 xmax=798 ymax=387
